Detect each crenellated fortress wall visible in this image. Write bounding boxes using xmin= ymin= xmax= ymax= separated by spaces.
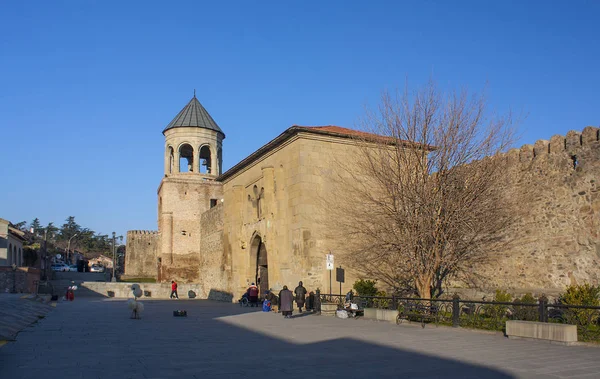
xmin=473 ymin=126 xmax=600 ymax=291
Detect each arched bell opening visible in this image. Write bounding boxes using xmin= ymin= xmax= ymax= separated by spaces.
xmin=179 ymin=144 xmax=194 ymax=173
xmin=199 ymin=145 xmax=212 ymax=174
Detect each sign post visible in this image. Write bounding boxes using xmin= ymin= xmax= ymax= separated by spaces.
xmin=326 ymin=254 xmax=334 ymax=295
xmin=336 ymin=266 xmax=345 ymax=297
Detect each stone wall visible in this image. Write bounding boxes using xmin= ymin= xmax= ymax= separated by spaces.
xmin=471 ymin=126 xmax=600 ymax=291
xmin=124 ymin=230 xmax=159 ymax=279
xmin=77 ymin=281 xmax=232 ymax=301
xmin=0 ymin=267 xmax=41 ymax=293
xmin=199 ymin=203 xmax=228 ymax=298
xmin=221 ymin=132 xmax=366 ymax=300
xmin=157 ymin=177 xmax=223 ymax=283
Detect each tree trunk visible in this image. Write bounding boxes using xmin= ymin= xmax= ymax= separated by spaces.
xmin=415 ymin=274 xmax=432 ymax=300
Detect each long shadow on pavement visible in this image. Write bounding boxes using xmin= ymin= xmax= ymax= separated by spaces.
xmin=0 ymin=299 xmax=515 ymax=379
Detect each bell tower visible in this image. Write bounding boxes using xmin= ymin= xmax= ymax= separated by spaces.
xmin=163 ymin=93 xmax=225 ymax=177
xmin=157 ymin=94 xmax=225 ymax=283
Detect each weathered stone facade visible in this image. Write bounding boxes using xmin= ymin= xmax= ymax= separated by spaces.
xmin=124 ymin=230 xmax=159 ymax=279
xmin=470 ymin=126 xmax=600 ymax=292
xmin=198 ymin=203 xmax=229 ymax=298
xmin=0 ymin=266 xmax=41 ymax=293
xmin=125 ymin=95 xmax=599 ymax=301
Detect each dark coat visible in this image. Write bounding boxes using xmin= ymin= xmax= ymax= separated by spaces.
xmin=294 ymin=285 xmax=307 ymax=306
xmin=266 ymin=291 xmax=278 ymax=305
xmin=278 ymin=289 xmax=294 ymax=312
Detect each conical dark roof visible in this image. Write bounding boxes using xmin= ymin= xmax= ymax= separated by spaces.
xmin=163 ymin=96 xmax=225 ymax=136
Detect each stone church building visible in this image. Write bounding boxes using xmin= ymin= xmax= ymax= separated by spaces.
xmin=125 ymin=95 xmax=368 ymax=299
xmin=126 ymin=95 xmax=600 ymax=300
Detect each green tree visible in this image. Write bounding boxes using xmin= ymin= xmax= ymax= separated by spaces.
xmin=558 ymin=284 xmax=600 ymax=327
xmin=59 ymin=216 xmax=81 ymax=240
xmin=11 ymin=221 xmax=27 ymax=231
xmin=30 ymin=218 xmax=42 ymax=235
xmin=45 ymin=222 xmax=59 ymax=240
xmin=353 ymin=279 xmax=379 ymax=297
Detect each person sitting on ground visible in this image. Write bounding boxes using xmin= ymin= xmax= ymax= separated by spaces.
xmin=247 ymin=282 xmax=259 ymax=305
xmin=265 ymin=290 xmax=279 ymax=312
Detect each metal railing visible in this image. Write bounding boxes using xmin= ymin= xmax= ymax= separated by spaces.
xmin=317 ymin=291 xmax=600 ymax=342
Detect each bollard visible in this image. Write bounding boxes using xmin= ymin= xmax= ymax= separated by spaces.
xmin=315 ymin=289 xmax=322 ymax=315
xmin=452 ymin=294 xmax=460 ymax=328
xmin=538 ymin=295 xmax=548 ymax=323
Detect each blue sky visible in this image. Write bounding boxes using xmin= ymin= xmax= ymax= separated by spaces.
xmin=1 ymin=0 xmax=598 ymax=238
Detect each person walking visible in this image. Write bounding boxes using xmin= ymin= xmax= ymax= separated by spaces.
xmin=278 ymin=285 xmax=294 ymax=318
xmin=170 ymin=280 xmax=179 ymax=299
xmin=294 ymin=281 xmax=307 ymax=313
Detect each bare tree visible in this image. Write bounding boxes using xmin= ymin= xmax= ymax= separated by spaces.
xmin=325 ymin=81 xmax=517 ymax=299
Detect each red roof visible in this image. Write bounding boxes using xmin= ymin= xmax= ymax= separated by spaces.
xmin=219 ymin=124 xmax=434 ymax=181
xmin=292 ymin=125 xmax=383 ymax=139
xmin=292 ymin=125 xmax=434 ymax=149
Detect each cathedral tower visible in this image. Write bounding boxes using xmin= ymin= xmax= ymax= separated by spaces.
xmin=157 ymin=94 xmax=225 ymax=283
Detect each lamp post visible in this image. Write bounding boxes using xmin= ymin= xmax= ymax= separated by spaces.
xmin=11 ymin=263 xmax=17 ymax=293
xmin=42 ymin=229 xmax=48 ymax=280
xmin=67 ymin=233 xmax=79 ymax=264
xmin=111 ymin=232 xmax=116 ymax=282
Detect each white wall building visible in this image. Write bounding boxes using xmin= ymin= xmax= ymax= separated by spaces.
xmin=0 ymin=218 xmax=26 ymax=266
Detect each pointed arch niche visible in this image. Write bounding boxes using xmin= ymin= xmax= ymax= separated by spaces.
xmin=249 ymin=234 xmax=268 ymax=296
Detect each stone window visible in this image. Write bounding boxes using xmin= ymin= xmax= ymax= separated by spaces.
xmin=210 ymin=199 xmax=218 ymax=208
xmin=168 ymin=146 xmax=175 ymax=174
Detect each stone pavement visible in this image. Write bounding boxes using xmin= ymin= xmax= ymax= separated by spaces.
xmin=0 ymin=294 xmax=54 ymax=341
xmin=0 ymin=299 xmax=599 ymax=379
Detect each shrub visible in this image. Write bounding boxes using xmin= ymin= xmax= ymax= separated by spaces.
xmin=513 ymin=293 xmax=538 ymax=321
xmin=558 ymin=284 xmax=600 ymax=327
xmin=484 ymin=290 xmax=513 ymax=319
xmin=494 ymin=289 xmax=513 ymax=303
xmin=373 ymin=290 xmax=390 ymax=309
xmin=353 ymin=279 xmax=378 ymax=297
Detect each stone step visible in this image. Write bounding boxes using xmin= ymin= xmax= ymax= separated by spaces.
xmin=0 ymin=295 xmax=55 ymax=341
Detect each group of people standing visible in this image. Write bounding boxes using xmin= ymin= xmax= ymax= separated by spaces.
xmin=263 ymin=281 xmax=311 ymax=319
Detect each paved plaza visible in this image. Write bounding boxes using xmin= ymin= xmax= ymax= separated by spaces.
xmin=1 ymin=298 xmax=599 ymax=378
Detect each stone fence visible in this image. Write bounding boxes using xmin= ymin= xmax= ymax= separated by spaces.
xmin=0 ymin=266 xmax=41 ymax=293
xmin=76 ymin=282 xmax=233 ymax=302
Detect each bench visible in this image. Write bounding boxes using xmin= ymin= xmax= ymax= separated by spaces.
xmin=397 ymin=302 xmax=438 ymax=328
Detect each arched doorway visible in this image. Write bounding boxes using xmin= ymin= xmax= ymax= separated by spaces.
xmin=250 ymin=235 xmax=268 ymax=296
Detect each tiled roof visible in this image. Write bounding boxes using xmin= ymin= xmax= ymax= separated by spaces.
xmin=293 ymin=125 xmax=433 ymax=149
xmin=219 ymin=124 xmax=433 ymax=182
xmin=163 ymin=96 xmax=225 ymax=136
xmin=293 ymin=125 xmax=389 ymax=140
